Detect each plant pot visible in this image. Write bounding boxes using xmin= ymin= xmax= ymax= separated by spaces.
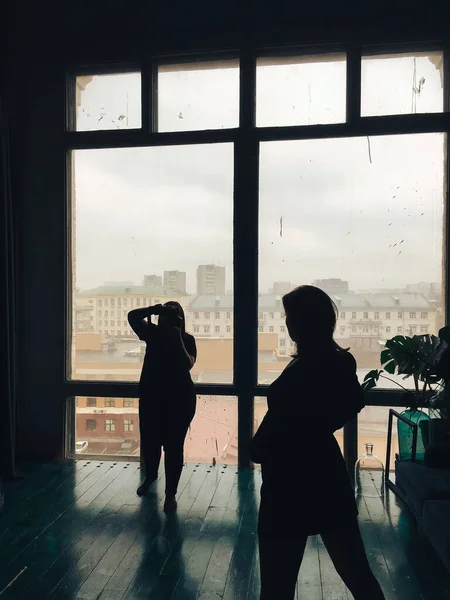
xmin=397 ymin=408 xmax=430 ymax=461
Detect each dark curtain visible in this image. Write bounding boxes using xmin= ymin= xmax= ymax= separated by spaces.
xmin=0 ymin=69 xmax=18 ymax=481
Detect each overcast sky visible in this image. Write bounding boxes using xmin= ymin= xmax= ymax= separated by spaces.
xmin=74 ymin=53 xmax=444 ymax=294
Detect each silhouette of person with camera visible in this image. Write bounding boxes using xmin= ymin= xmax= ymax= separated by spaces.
xmin=128 ymin=302 xmax=196 ymax=512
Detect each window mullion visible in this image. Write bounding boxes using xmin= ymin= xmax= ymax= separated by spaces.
xmin=234 ymin=48 xmax=258 ymax=467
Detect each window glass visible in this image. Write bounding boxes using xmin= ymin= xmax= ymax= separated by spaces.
xmin=258 ymin=133 xmax=445 ymax=385
xmin=75 ymin=73 xmax=141 ymax=131
xmin=257 ymin=54 xmax=346 ymax=127
xmin=361 ymin=51 xmax=443 ymax=117
xmin=71 ymin=144 xmax=233 ymax=384
xmin=157 ymin=60 xmax=239 ymax=132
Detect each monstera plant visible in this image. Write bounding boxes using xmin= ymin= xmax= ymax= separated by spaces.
xmin=362 ymin=327 xmax=450 ymax=461
xmin=362 ymin=331 xmax=450 ymax=408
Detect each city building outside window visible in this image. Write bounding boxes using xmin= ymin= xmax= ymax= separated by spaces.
xmin=269 ymin=312 xmax=274 ymax=319
xmin=363 ymin=312 xmax=368 ymax=319
xmin=215 ymin=312 xmax=220 ymax=319
xmin=226 ymin=326 xmax=231 ymax=333
xmin=204 ymin=325 xmax=210 ymax=333
xmin=124 ymin=419 xmax=134 ymax=432
xmin=194 ymin=326 xmax=199 ymax=333
xmin=410 ymin=312 xmax=416 ymax=319
xmin=421 ymin=312 xmax=428 ymax=319
xmin=194 ymin=312 xmax=199 ymax=319
xmin=86 ymin=419 xmax=97 ymax=431
xmin=386 ymin=312 xmax=391 ymax=319
xmin=105 ymin=419 xmax=116 ymax=432
xmin=123 ymin=399 xmax=134 ymax=407
xmin=398 ymin=326 xmax=403 ymax=333
xmin=374 ymin=312 xmax=379 ymax=319
xmin=86 ymin=397 xmax=97 ymax=407
xmin=280 ymin=325 xmax=286 ymax=332
xmin=352 ymin=312 xmax=356 ymax=319
xmin=205 ymin=312 xmax=210 ymax=319
xmin=105 ymin=398 xmax=115 ymax=407
xmin=259 ymin=326 xmax=264 ymax=332
xmin=269 ymin=326 xmax=274 ymax=332
xmin=340 ymin=312 xmax=345 ymax=319
xmin=226 ymin=312 xmax=231 ymax=319
xmin=386 ymin=326 xmax=391 ymax=333
xmin=215 ymin=326 xmax=220 ymax=333
xmin=280 ymin=339 xmax=285 ymax=346
xmin=398 ymin=312 xmax=403 ymax=319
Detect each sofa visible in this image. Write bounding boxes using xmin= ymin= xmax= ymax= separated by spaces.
xmin=396 ymin=460 xmax=450 ymax=571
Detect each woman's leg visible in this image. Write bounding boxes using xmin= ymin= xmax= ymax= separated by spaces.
xmin=138 ymin=400 xmax=162 ymax=493
xmin=258 ymin=535 xmax=307 ymax=600
xmin=320 ymin=519 xmax=385 ymax=600
xmin=163 ymin=412 xmax=193 ymax=499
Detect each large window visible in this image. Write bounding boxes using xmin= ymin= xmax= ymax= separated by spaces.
xmin=68 ymin=44 xmax=448 ymax=464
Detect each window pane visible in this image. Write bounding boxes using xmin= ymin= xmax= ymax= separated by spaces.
xmin=258 ymin=134 xmax=445 ymax=385
xmin=75 ymin=73 xmax=141 ymax=131
xmin=157 ymin=60 xmax=239 ymax=132
xmin=185 ymin=395 xmax=238 ymax=464
xmin=75 ymin=394 xmax=237 ymax=462
xmin=75 ymin=396 xmax=139 ymax=456
xmin=71 ymin=144 xmax=233 ymax=383
xmin=256 ymin=54 xmax=346 ymax=127
xmin=361 ymin=51 xmax=443 ymax=117
xmin=358 ymin=405 xmax=401 ymax=473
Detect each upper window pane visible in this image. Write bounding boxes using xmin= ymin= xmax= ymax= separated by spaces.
xmin=157 ymin=60 xmax=239 ymax=132
xmin=256 ymin=53 xmax=347 ymax=127
xmin=75 ymin=73 xmax=141 ymax=131
xmin=361 ymin=51 xmax=443 ymax=117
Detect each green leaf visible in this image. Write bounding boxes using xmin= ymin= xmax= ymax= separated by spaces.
xmin=361 ymin=379 xmax=378 ymax=392
xmin=384 ymin=360 xmax=397 ymax=375
xmin=380 ymin=349 xmax=392 ymax=366
xmin=361 ymin=369 xmax=382 ymax=392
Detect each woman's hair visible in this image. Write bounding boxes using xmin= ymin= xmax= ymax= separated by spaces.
xmin=164 ymin=301 xmax=187 ymax=337
xmin=282 ymin=285 xmax=348 ymax=356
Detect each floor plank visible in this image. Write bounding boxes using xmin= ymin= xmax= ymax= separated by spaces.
xmin=2 ymin=460 xmax=450 ymax=600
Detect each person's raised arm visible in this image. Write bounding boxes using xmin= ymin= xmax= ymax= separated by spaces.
xmin=128 ymin=304 xmax=161 ymax=341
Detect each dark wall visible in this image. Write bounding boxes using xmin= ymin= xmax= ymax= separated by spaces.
xmin=5 ymin=0 xmax=450 ymax=460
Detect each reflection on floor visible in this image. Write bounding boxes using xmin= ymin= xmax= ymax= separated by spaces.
xmin=1 ymin=460 xmax=449 ymax=599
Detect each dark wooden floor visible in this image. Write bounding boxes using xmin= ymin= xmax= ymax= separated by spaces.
xmin=1 ymin=460 xmax=450 ymax=599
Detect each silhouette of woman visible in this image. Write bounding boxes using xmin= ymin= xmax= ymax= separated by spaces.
xmin=128 ymin=301 xmax=196 ymax=512
xmin=249 ymin=286 xmax=385 ymax=600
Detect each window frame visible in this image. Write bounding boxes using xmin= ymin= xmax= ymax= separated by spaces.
xmin=64 ymin=39 xmax=450 ymax=470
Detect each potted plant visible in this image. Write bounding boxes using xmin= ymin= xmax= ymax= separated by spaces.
xmin=362 ymin=327 xmax=450 ymax=461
